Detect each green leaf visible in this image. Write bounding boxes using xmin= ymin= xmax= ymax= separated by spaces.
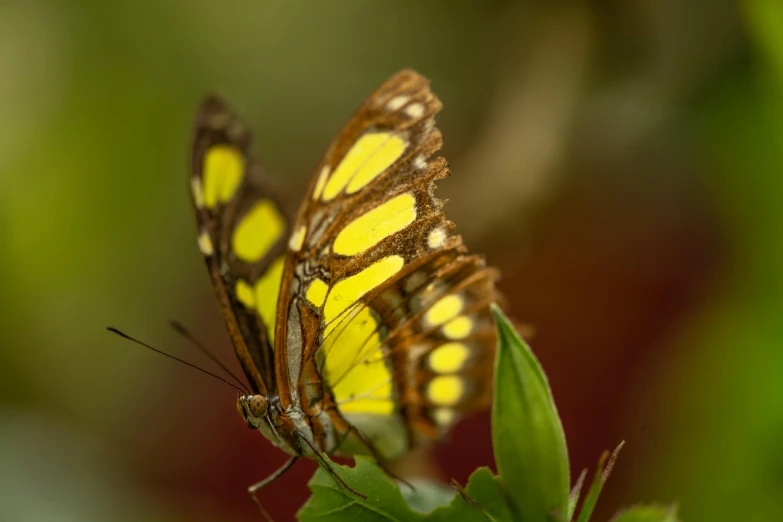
xmin=299 ymin=457 xmax=517 ymax=522
xmin=401 ymin=478 xmax=455 ymax=513
xmin=491 ymin=305 xmax=570 ymax=520
xmin=575 ymin=442 xmax=624 ymax=522
xmin=298 ymin=455 xmax=426 ymax=522
xmin=609 ymin=504 xmax=680 ymax=522
xmin=428 ymin=468 xmax=517 ymax=522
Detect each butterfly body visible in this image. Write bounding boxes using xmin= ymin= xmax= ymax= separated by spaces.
xmin=191 ymin=70 xmax=499 ymax=468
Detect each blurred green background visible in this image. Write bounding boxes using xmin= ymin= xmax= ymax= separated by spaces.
xmin=1 ymin=1 xmax=781 ymax=520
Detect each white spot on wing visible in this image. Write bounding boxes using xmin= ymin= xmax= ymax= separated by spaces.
xmin=427 ymin=227 xmax=447 ymax=249
xmin=288 ymin=225 xmax=307 ymax=252
xmin=405 ymin=103 xmax=425 ymax=119
xmin=198 ymin=231 xmax=214 ymax=256
xmin=433 ymin=407 xmax=455 ymax=426
xmin=191 ymin=178 xmax=205 ymax=208
xmin=387 ymin=95 xmax=410 ymax=111
xmin=404 ymin=271 xmax=427 ymax=295
xmin=413 ymin=156 xmax=427 ymax=170
xmin=312 ymin=165 xmax=330 ymax=200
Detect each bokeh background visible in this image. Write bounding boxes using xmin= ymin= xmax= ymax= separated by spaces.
xmin=1 ymin=1 xmax=781 ymax=520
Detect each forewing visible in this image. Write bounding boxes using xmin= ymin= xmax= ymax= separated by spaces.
xmin=190 ymin=96 xmax=292 ymax=395
xmin=274 ymin=70 xmax=500 ymax=452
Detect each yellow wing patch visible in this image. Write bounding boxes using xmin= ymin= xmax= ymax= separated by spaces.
xmin=442 ymin=316 xmax=473 ymax=340
xmin=322 ymin=132 xmax=407 ymax=201
xmin=316 ymin=256 xmax=408 ymax=417
xmin=324 ymin=255 xmax=404 ymax=322
xmin=427 ymin=375 xmax=464 ymax=406
xmin=336 ymin=368 xmax=393 ymax=414
xmin=235 ymin=279 xmax=256 ymax=308
xmin=203 ymin=145 xmax=244 ymax=208
xmin=306 ymin=279 xmax=329 ymax=308
xmin=232 ymin=199 xmax=286 ymax=262
xmin=254 ymin=256 xmax=285 ymax=344
xmin=333 ymin=193 xmax=417 ymax=256
xmin=322 ymin=306 xmax=393 ymax=415
xmin=425 ymin=294 xmax=464 ymax=327
xmin=429 ymin=342 xmax=470 ymax=373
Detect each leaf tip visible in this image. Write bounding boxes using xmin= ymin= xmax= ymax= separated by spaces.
xmin=601 ymin=441 xmax=625 ymax=486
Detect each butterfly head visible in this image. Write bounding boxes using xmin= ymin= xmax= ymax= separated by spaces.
xmin=236 ymin=393 xmax=270 ymax=429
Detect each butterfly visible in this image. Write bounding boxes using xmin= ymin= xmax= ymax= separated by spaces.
xmin=189 ymin=69 xmax=500 ymax=514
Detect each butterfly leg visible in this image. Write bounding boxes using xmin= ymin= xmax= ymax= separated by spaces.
xmin=294 ymin=431 xmax=367 ymax=500
xmin=247 ymin=456 xmax=298 ymax=520
xmin=349 ymin=425 xmax=415 ymax=491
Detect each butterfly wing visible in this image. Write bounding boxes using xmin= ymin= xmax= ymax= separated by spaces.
xmin=273 ymin=70 xmax=500 ymax=458
xmin=190 ymin=96 xmax=292 ymax=395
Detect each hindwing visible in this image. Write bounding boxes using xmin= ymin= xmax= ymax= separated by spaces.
xmin=190 ymin=97 xmax=293 ymax=395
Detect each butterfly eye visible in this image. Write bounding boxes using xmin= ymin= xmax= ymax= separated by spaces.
xmin=247 ymin=395 xmax=269 ymax=417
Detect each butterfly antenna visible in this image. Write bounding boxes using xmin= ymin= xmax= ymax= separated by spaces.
xmin=106 ymin=327 xmax=248 ymax=394
xmin=168 ymin=320 xmax=250 ymax=393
